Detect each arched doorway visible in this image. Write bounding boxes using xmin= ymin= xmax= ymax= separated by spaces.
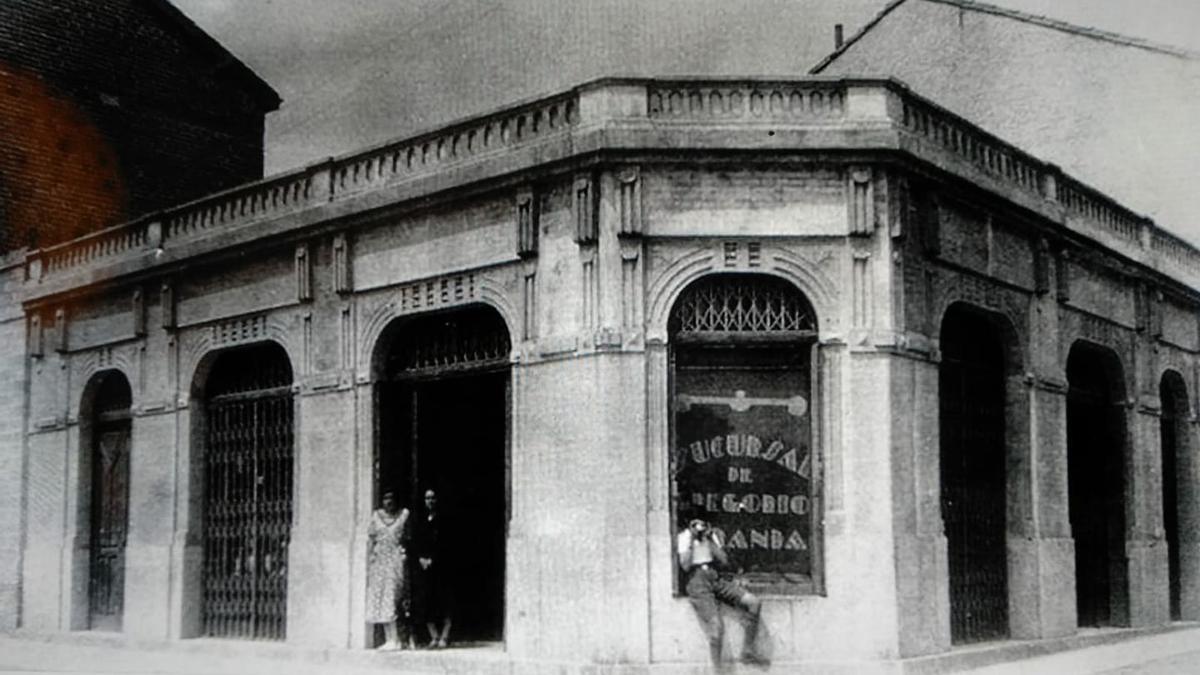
xmin=668 ymin=273 xmax=821 ymax=594
xmin=939 ymin=306 xmax=1009 ymax=643
xmin=375 ymin=305 xmax=511 ymax=644
xmin=1160 ymin=371 xmax=1189 ymax=621
xmin=200 ymin=343 xmax=294 ymax=640
xmin=1067 ymin=343 xmax=1129 ymax=627
xmin=85 ymin=371 xmax=132 ymax=631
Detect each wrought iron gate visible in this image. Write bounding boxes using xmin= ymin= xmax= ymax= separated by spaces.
xmin=202 ymin=347 xmax=293 ymax=640
xmin=940 ymin=315 xmax=1009 ymax=643
xmin=89 ymin=374 xmax=131 ymax=631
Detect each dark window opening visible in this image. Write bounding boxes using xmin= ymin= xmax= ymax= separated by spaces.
xmin=669 ymin=274 xmax=821 ymax=595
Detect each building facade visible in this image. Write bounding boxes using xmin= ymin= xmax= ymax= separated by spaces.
xmin=10 ymin=78 xmax=1200 ymax=671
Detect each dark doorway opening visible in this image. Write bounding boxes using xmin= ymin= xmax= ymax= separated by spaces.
xmin=376 ymin=306 xmax=511 ymax=645
xmin=939 ymin=308 xmax=1009 ymax=643
xmin=1067 ymin=344 xmax=1128 ymax=627
xmin=87 ymin=372 xmax=132 ymax=632
xmin=1160 ymin=372 xmax=1187 ymax=621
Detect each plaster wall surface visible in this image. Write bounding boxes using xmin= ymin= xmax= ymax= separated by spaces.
xmin=532 ymin=182 xmax=585 ymax=343
xmin=0 ymin=260 xmax=28 ymax=629
xmin=643 ymin=167 xmax=850 ymax=237
xmin=354 ymin=195 xmax=515 ymax=292
xmin=122 ymin=413 xmax=176 ymax=639
xmin=1068 ymin=263 xmax=1137 ymax=329
xmin=1161 ymin=300 xmax=1198 ymax=351
xmin=21 ymin=428 xmax=68 ymax=631
xmin=288 ymin=388 xmax=357 ymax=648
xmin=509 ymin=353 xmax=650 ymax=662
xmin=177 ymin=249 xmax=294 ymax=328
xmin=65 ymin=293 xmax=135 ymax=353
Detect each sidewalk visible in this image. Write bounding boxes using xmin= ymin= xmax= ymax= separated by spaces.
xmin=909 ymin=624 xmax=1200 ymax=675
xmin=958 ymin=627 xmax=1200 ymax=675
xmin=3 ymin=624 xmax=1200 ymax=675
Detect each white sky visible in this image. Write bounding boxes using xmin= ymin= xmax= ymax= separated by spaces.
xmin=171 ymin=0 xmax=1200 ymax=174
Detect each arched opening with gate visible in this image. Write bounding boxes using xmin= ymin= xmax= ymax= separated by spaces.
xmin=1160 ymin=370 xmax=1192 ymax=621
xmin=199 ymin=342 xmax=294 ymax=640
xmin=1067 ymin=342 xmax=1129 ymax=627
xmin=938 ymin=305 xmax=1010 ymax=643
xmin=374 ymin=305 xmax=512 ymax=645
xmin=81 ymin=371 xmax=133 ymax=631
xmin=667 ymin=273 xmax=822 ymax=594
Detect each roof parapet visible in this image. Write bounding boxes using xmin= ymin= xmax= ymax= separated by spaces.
xmin=24 ymin=77 xmax=1200 ymax=299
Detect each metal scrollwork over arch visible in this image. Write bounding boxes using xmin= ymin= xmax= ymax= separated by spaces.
xmin=669 ymin=274 xmax=817 ymax=338
xmin=385 ymin=306 xmax=512 ymax=379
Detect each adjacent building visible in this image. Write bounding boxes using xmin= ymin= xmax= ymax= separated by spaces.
xmin=0 ymin=0 xmax=280 ymax=252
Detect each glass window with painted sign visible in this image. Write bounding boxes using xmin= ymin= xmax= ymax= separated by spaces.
xmin=669 ymin=274 xmax=821 ymax=595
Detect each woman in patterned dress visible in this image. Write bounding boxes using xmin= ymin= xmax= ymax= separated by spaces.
xmin=366 ymin=491 xmax=410 ymax=649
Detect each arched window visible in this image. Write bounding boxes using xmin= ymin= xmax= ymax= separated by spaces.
xmin=669 ymin=274 xmax=821 ymax=594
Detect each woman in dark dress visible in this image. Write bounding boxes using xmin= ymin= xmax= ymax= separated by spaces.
xmin=410 ymin=488 xmax=453 ymax=648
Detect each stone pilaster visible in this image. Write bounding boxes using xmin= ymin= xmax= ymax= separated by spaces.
xmin=889 ymin=350 xmax=950 ymax=656
xmin=122 ymin=411 xmax=179 ymax=639
xmin=1006 ymin=282 xmax=1076 ymax=639
xmin=1126 ymin=308 xmax=1170 ymax=627
xmin=1007 ymin=375 xmax=1076 ymax=638
xmin=287 ymin=383 xmax=359 ymax=648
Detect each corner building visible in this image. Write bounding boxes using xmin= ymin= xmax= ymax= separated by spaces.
xmin=16 ymin=78 xmax=1200 ymax=671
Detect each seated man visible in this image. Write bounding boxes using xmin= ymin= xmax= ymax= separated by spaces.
xmin=676 ymin=516 xmax=767 ymax=668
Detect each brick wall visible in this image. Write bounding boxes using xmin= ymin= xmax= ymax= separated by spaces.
xmin=0 ymin=0 xmax=278 ymax=252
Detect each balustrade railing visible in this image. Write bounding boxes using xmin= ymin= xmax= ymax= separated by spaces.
xmin=167 ymin=170 xmax=315 ymax=240
xmin=331 ymin=91 xmax=577 ymax=197
xmin=26 ymin=78 xmax=1200 ymax=292
xmin=900 ymin=97 xmax=1045 ymax=195
xmin=1058 ymin=178 xmax=1143 ymax=244
xmin=41 ymin=219 xmax=151 ymax=274
xmin=648 ymin=82 xmax=846 ymax=120
xmin=1151 ymin=227 xmax=1200 ymax=275
xmin=31 ymin=90 xmax=581 ymax=281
